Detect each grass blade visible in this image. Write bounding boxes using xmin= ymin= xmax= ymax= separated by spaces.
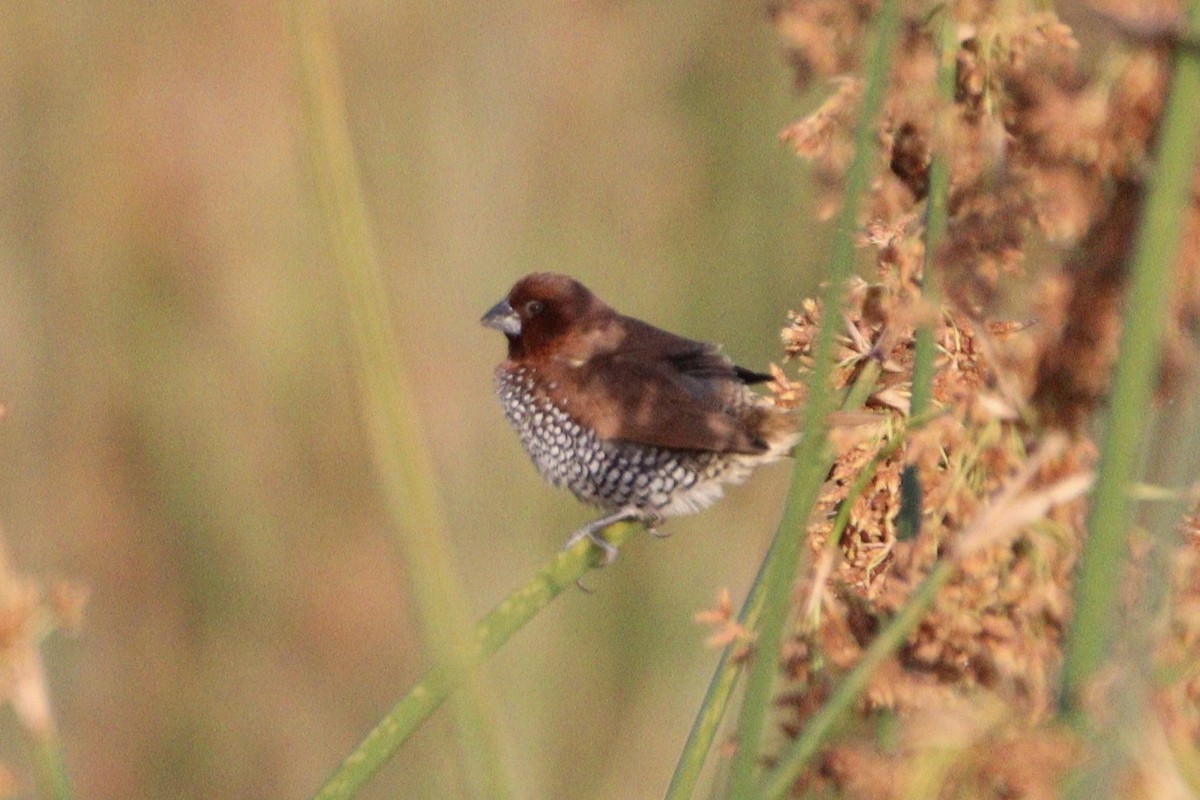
xmin=1060 ymin=3 xmax=1200 ymax=713
xmin=724 ymin=3 xmax=903 ymax=794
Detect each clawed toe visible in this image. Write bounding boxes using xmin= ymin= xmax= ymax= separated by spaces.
xmin=646 ymin=514 xmax=669 ymax=538
xmin=565 ymin=508 xmax=641 ymax=568
xmin=586 ymin=533 xmax=620 ymax=565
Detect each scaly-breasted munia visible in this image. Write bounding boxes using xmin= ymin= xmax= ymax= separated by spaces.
xmin=482 ymin=273 xmax=797 ymax=562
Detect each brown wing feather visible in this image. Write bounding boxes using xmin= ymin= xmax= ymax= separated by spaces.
xmin=606 ymin=317 xmax=741 ymax=378
xmin=541 ymin=315 xmax=770 ymax=454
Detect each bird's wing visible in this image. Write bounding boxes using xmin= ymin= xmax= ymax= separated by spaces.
xmin=550 ymin=318 xmax=772 ymax=454
xmin=608 ymin=317 xmax=750 ymax=384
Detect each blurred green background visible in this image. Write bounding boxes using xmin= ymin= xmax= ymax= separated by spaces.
xmin=0 ymin=2 xmax=827 ymax=797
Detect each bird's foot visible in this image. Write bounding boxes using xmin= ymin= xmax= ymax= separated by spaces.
xmin=565 ymin=508 xmax=641 ymax=567
xmin=645 ymin=513 xmax=669 ymax=538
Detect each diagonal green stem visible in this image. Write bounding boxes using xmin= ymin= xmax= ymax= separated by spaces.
xmin=909 ymin=8 xmax=956 ymax=419
xmin=663 ymin=361 xmax=878 ymax=800
xmin=32 ymin=733 xmax=73 ymax=800
xmin=1060 ymin=1 xmax=1200 ymax=713
xmin=288 ymin=1 xmax=511 ymax=796
xmin=757 ymin=560 xmax=953 ymax=799
xmin=900 ymin=4 xmax=957 ymax=544
xmin=311 ymin=524 xmax=639 ymax=800
xmin=665 ymin=391 xmax=944 ymax=800
xmin=664 ymin=556 xmax=772 ymax=800
xmin=725 ymin=2 xmax=903 ymax=795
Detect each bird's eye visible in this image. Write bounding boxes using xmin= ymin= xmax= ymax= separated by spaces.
xmin=524 ymin=300 xmax=544 ymax=317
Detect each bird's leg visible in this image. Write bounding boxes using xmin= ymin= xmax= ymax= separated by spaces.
xmin=565 ymin=507 xmax=642 ymax=566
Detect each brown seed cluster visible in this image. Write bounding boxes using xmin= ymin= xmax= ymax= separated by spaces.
xmin=776 ymin=0 xmax=1200 ymax=429
xmin=779 ymin=272 xmax=1091 ymax=695
xmin=745 ymin=0 xmax=1200 ymax=795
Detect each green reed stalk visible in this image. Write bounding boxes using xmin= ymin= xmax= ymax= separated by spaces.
xmin=724 ymin=6 xmax=903 ymax=793
xmin=909 ymin=10 xmax=956 ymax=418
xmin=665 ymin=361 xmax=891 ymax=800
xmin=1060 ymin=2 xmax=1200 ymax=713
xmin=758 ymin=560 xmax=954 ymax=799
xmin=311 ymin=526 xmax=637 ymax=800
xmin=289 ymin=1 xmax=512 ymax=797
xmin=32 ymin=733 xmax=73 ymax=800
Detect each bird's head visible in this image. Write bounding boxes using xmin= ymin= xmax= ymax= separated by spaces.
xmin=482 ymin=273 xmax=609 ymax=360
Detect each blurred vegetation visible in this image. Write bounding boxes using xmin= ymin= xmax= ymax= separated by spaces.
xmin=8 ymin=0 xmax=1198 ymax=797
xmin=0 ymin=2 xmax=825 ymax=798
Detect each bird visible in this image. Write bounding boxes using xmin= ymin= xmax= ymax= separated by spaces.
xmin=481 ymin=273 xmax=798 ymax=564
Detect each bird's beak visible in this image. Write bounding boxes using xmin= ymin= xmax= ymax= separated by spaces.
xmin=481 ymin=298 xmax=521 ymax=337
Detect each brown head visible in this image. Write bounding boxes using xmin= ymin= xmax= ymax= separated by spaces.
xmin=480 ymin=273 xmax=614 ymax=361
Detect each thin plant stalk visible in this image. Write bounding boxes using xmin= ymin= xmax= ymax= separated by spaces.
xmin=898 ymin=6 xmax=956 ymax=544
xmin=664 ymin=557 xmax=771 ymax=800
xmin=909 ymin=10 xmax=956 ymax=418
xmin=813 ymin=406 xmax=947 ymax=604
xmin=311 ymin=525 xmax=638 ymax=800
xmin=757 ymin=560 xmax=954 ymax=800
xmin=288 ymin=1 xmax=512 ymax=797
xmin=759 ymin=439 xmax=1091 ymax=799
xmin=665 ymin=360 xmax=889 ymax=800
xmin=725 ymin=2 xmax=904 ymax=794
xmin=1060 ymin=2 xmax=1200 ymax=713
xmin=32 ymin=734 xmax=73 ymax=800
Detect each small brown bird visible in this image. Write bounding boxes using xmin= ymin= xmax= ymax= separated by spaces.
xmin=482 ymin=273 xmax=797 ymax=562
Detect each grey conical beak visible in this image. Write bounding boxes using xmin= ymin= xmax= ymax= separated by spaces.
xmin=481 ymin=298 xmax=521 ymax=337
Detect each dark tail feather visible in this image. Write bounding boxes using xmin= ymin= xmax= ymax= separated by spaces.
xmin=734 ymin=366 xmax=773 ymax=384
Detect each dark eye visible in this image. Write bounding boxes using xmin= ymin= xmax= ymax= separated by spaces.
xmin=524 ymin=300 xmax=544 ymax=317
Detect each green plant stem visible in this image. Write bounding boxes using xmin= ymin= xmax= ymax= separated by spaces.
xmin=288 ymin=1 xmax=511 ymax=797
xmin=753 ymin=437 xmax=1087 ymax=798
xmin=725 ymin=2 xmax=903 ymax=795
xmin=826 ymin=414 xmax=918 ymax=546
xmin=312 ymin=523 xmax=638 ymax=800
xmin=664 ymin=361 xmax=888 ymax=800
xmin=664 ymin=557 xmax=771 ymax=800
xmin=1059 ymin=2 xmax=1200 ymax=714
xmin=32 ymin=733 xmax=73 ymax=800
xmin=844 ymin=360 xmax=885 ymax=409
xmin=757 ymin=560 xmax=954 ymax=800
xmin=909 ymin=10 xmax=956 ymax=418
xmin=899 ymin=7 xmax=956 ymax=544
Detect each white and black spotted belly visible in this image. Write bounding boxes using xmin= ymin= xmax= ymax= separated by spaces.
xmin=495 ymin=366 xmax=760 ymax=518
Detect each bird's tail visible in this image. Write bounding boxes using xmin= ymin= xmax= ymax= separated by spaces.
xmin=746 ymin=406 xmax=801 ymax=459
